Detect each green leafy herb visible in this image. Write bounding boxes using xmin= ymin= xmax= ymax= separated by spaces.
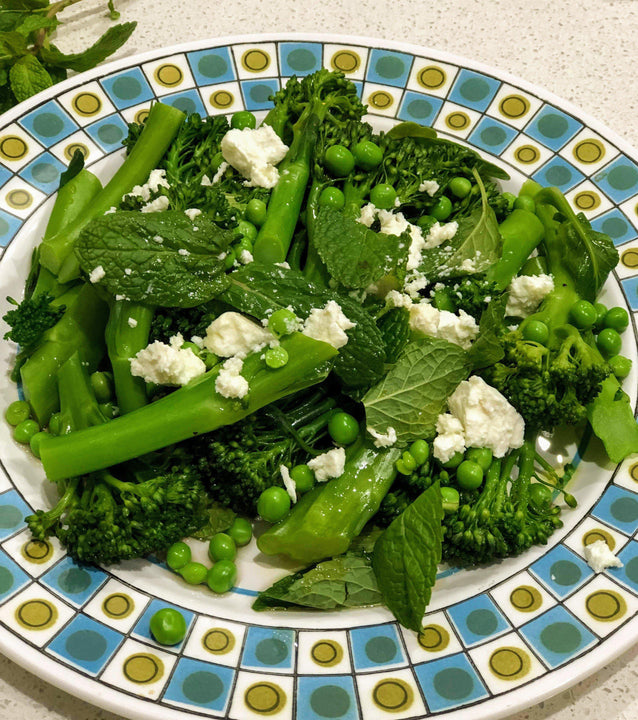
xmin=363 ymin=337 xmax=470 ymax=443
xmin=9 ymin=53 xmax=52 ymax=102
xmin=468 ymin=295 xmax=506 ymax=370
xmin=190 ymin=502 xmax=236 ymax=541
xmin=386 ymin=120 xmax=438 ymax=141
xmin=253 ymin=551 xmax=382 ymax=611
xmin=587 ymin=376 xmax=638 ymax=463
xmin=372 ymin=483 xmax=443 ymax=631
xmin=75 ymin=211 xmax=234 ymax=307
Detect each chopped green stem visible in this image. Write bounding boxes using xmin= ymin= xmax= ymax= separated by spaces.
xmin=57 ymin=351 xmax=107 ymax=435
xmin=303 ymin=180 xmax=330 ymax=285
xmin=486 ymin=209 xmax=544 ymax=290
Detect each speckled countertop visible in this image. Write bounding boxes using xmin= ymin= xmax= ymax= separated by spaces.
xmin=1 ymin=0 xmax=637 ymax=718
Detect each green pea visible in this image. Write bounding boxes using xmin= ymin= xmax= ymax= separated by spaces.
xmin=268 ymin=308 xmax=299 ymax=337
xmin=369 ymin=183 xmax=397 ymax=210
xmin=465 ymin=447 xmax=492 ymax=472
xmin=48 ymin=413 xmax=61 ymax=436
xmin=206 ymin=560 xmax=237 ymax=594
xmin=230 ymin=110 xmax=256 ymax=130
xmin=208 ymin=533 xmax=237 ymax=562
xmin=400 ymin=451 xmax=417 ymax=472
xmin=593 ymin=302 xmax=608 ymax=331
xmin=179 ymin=561 xmax=208 ymax=585
xmin=597 ymin=327 xmax=622 ymax=358
xmin=431 ymin=195 xmax=453 ymax=221
xmin=409 ymin=439 xmax=429 ymax=466
xmin=352 ymin=140 xmax=383 ymax=171
xmin=604 ymin=306 xmax=629 ymax=333
xmin=456 ymin=460 xmax=484 ymax=490
xmin=29 ymin=431 xmax=47 ymax=458
xmin=264 ymin=346 xmax=289 ymax=369
xmin=246 ymin=198 xmax=268 ymax=227
xmin=318 ymin=186 xmax=345 ymax=209
xmin=224 ymin=248 xmax=237 ymax=270
xmin=13 ymin=419 xmax=39 ymax=444
xmin=149 ymin=607 xmax=187 ymax=646
xmin=328 ymin=412 xmax=359 ymax=445
xmin=237 ymin=219 xmax=257 ymax=242
xmin=513 ymin=195 xmax=536 ymax=212
xmin=442 ymin=450 xmax=464 ymax=469
xmin=5 ymin=400 xmax=30 ymax=426
xmin=166 ymin=541 xmax=191 ymax=571
xmin=416 ymin=215 xmax=436 ymax=231
xmin=441 ymin=486 xmax=460 ymax=513
xmin=529 ymin=483 xmax=552 ymax=509
xmin=324 ymin=145 xmax=355 ymax=177
xmin=395 ymin=459 xmax=411 ymax=476
xmin=99 ymin=402 xmax=117 ymax=419
xmin=521 ymin=320 xmax=549 ymax=345
xmin=290 ymin=464 xmax=315 ymax=493
xmin=609 ymin=354 xmax=632 ymax=380
xmin=448 ymin=176 xmax=472 ymax=199
xmin=228 ymin=517 xmax=252 ymax=547
xmin=569 ymin=300 xmax=597 ymax=330
xmin=90 ymin=371 xmax=113 ymax=403
xmin=257 ymin=486 xmax=291 ymax=523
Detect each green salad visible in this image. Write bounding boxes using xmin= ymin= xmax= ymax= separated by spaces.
xmin=4 ymin=69 xmax=638 ymax=633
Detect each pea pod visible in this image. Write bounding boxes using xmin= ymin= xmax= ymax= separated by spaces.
xmin=486 ymin=209 xmax=544 ymax=290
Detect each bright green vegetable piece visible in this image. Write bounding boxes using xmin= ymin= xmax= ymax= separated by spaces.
xmin=456 ymin=460 xmax=484 ymax=490
xmin=514 ymin=195 xmax=535 ymax=212
xmin=227 ymin=518 xmax=253 ymax=547
xmin=448 ymin=176 xmax=471 ymax=198
xmin=328 ymin=412 xmax=359 ymax=446
xmin=207 ymin=560 xmax=237 ymax=594
xmin=369 ymin=183 xmax=396 ymax=210
xmin=264 ymin=346 xmax=289 ymax=369
xmin=208 ymin=533 xmax=237 ymax=562
xmin=5 ymin=400 xmax=31 ymax=426
xmin=238 ymin=220 xmax=258 ymax=241
xmin=268 ymin=308 xmax=299 ymax=337
xmin=465 ymin=447 xmax=492 ymax=471
xmin=353 ymin=140 xmax=383 ymax=171
xmin=569 ymin=300 xmax=597 ymax=330
xmin=440 ymin=486 xmax=460 ymax=513
xmin=609 ymin=355 xmax=632 ymax=380
xmin=395 ymin=459 xmax=411 ymax=476
xmin=166 ymin=541 xmax=191 ymax=571
xmin=431 ymin=195 xmax=452 ymax=220
xmin=246 ymin=198 xmax=268 ymax=227
xmin=529 ymin=483 xmax=552 ymax=509
xmin=231 ymin=110 xmax=256 ymax=130
xmin=29 ymin=431 xmax=47 ymax=458
xmin=409 ymin=440 xmax=429 ymax=466
xmin=149 ymin=607 xmax=187 ymax=645
xmin=290 ymin=464 xmax=315 ymax=493
xmin=14 ymin=419 xmax=39 ymax=444
xmin=90 ymin=372 xmax=113 ymax=404
xmin=594 ymin=302 xmax=608 ymax=331
xmin=325 ymin=145 xmax=355 ymax=177
xmin=401 ymin=451 xmax=417 ymax=472
xmin=224 ymin=249 xmax=237 ymax=270
xmin=257 ymin=487 xmax=291 ymax=523
xmin=318 ymin=187 xmax=345 ymax=209
xmin=179 ymin=562 xmax=208 ymax=585
xmin=486 ymin=209 xmax=544 ymax=290
xmin=521 ymin=320 xmax=549 ymax=345
xmin=604 ymin=307 xmax=629 ymax=333
xmin=597 ymin=327 xmax=622 ymax=357
xmin=442 ymin=451 xmax=464 ymax=469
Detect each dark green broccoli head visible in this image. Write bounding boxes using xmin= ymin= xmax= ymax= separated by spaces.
xmin=3 ymin=293 xmax=65 ymax=350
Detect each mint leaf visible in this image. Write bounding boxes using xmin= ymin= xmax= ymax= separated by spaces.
xmin=587 ymin=376 xmax=638 ymax=463
xmin=14 ymin=14 xmax=58 ymax=39
xmin=0 ymin=30 xmax=28 ymax=59
xmin=253 ymin=552 xmax=382 ymax=611
xmin=313 ymin=206 xmax=408 ymax=289
xmin=9 ymin=54 xmax=52 ymax=102
xmin=191 ymin=502 xmax=236 ymax=541
xmin=468 ymin=295 xmax=506 ymax=370
xmin=2 ymin=1 xmax=48 ymax=10
xmin=40 ymin=22 xmax=136 ymax=72
xmin=386 ymin=121 xmax=437 ymax=140
xmin=372 ymin=483 xmax=443 ymax=631
xmin=0 ymin=11 xmax=28 ymax=32
xmin=363 ymin=337 xmax=470 ymax=442
xmin=76 ymin=211 xmax=234 ymax=307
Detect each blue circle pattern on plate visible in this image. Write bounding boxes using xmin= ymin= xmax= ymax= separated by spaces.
xmin=0 ymin=37 xmax=638 ymax=720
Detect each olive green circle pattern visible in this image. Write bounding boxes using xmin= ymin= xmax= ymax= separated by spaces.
xmin=0 ymin=36 xmax=637 ymax=720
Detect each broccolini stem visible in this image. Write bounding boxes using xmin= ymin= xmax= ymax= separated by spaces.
xmin=40 ymin=102 xmax=185 ymax=278
xmin=486 ymin=209 xmax=544 ymax=290
xmin=303 ymin=180 xmax=330 ymax=286
xmin=44 ymin=169 xmax=103 ymax=240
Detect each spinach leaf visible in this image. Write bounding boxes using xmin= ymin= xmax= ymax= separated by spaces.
xmin=587 ymin=376 xmax=638 ymax=463
xmin=253 ymin=552 xmax=382 ymax=611
xmin=223 ymin=263 xmax=386 ymax=389
xmin=372 ymin=483 xmax=443 ymax=632
xmin=313 ymin=206 xmax=408 ymax=289
xmin=420 ymin=169 xmax=502 ymax=278
xmin=468 ymin=295 xmax=507 ymax=370
xmin=363 ymin=337 xmax=470 ymax=443
xmin=386 ymin=121 xmax=438 ymax=141
xmin=76 ymin=211 xmax=233 ymax=307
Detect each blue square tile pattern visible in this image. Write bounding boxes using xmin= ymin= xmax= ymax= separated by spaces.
xmin=468 ymin=117 xmax=518 ymax=155
xmin=591 ymin=485 xmax=638 ymax=535
xmin=448 ymin=69 xmax=501 ymax=112
xmin=240 ymin=79 xmax=280 ymax=111
xmin=47 ymin=614 xmax=123 ymax=675
xmin=40 ymin=556 xmax=108 ymax=606
xmin=398 ymin=91 xmax=444 ymax=126
xmin=447 ymin=594 xmax=511 ymax=647
xmin=279 ymin=42 xmax=323 ymax=77
xmin=132 ymin=598 xmax=195 ymax=652
xmin=187 ymin=47 xmax=236 ymax=85
xmin=519 ymin=605 xmax=596 ymax=668
xmin=620 ymin=276 xmax=638 ymax=311
xmin=529 ymin=544 xmax=593 ymax=599
xmin=414 ymin=652 xmax=489 ymax=712
xmin=297 ymin=675 xmax=359 ymax=720
xmin=349 ymin=623 xmax=406 ymax=671
xmin=608 ymin=541 xmax=638 ymax=591
xmin=366 ymin=48 xmax=413 ymax=88
xmin=0 ymin=210 xmax=24 ymax=248
xmin=0 ymin=490 xmax=33 ymax=540
xmin=19 ymin=100 xmax=78 ymax=146
xmin=532 ymin=155 xmax=585 ymax=192
xmin=19 ymin=152 xmax=66 ymax=195
xmin=525 ymin=105 xmax=582 ymax=151
xmin=241 ymin=626 xmax=295 ymax=671
xmin=100 ymin=67 xmax=155 ymax=109
xmin=591 ymin=208 xmax=637 ymax=246
xmin=161 ymin=89 xmax=206 ymax=117
xmin=0 ymin=549 xmax=31 ymax=603
xmin=0 ymin=165 xmax=11 ymax=189
xmin=163 ymin=657 xmax=235 ymax=713
xmin=593 ymin=155 xmax=638 ymax=204
xmin=85 ymin=114 xmax=129 ymax=153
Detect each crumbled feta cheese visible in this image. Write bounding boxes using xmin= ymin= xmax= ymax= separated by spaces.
xmin=385 ymin=290 xmax=413 ymax=309
xmin=124 ymin=168 xmax=170 ymax=202
xmin=190 ymin=335 xmax=204 ymax=348
xmin=424 ymin=221 xmax=458 ymax=249
xmin=200 ymin=174 xmax=212 ymax=186
xmin=89 ymin=265 xmax=105 ymax=284
xmin=239 ymin=249 xmax=254 ymax=264
xmin=302 ymin=300 xmax=355 ymax=349
xmin=584 ymin=539 xmax=623 ymax=573
xmin=419 ymin=179 xmax=440 ymax=196
xmin=367 ymin=426 xmax=397 ymax=448
xmin=506 ymin=274 xmax=554 ymax=318
xmin=433 ymin=414 xmax=466 ymax=463
xmin=115 ymin=294 xmax=127 ymax=301
xmin=404 ymin=272 xmax=430 ymax=299
xmin=204 ymin=312 xmax=275 ymax=358
xmin=130 ymin=334 xmax=206 ymax=386
xmin=152 ymin=235 xmax=163 ymax=244
xmin=377 ymin=209 xmax=410 ymax=237
xmin=409 ymin=303 xmax=479 ymax=350
xmin=280 ymin=465 xmax=297 ymax=503
xmin=185 ymin=208 xmax=201 ymax=221
xmin=275 ymin=261 xmax=291 ymax=269
xmin=220 ymin=126 xmax=288 ymax=189
xmin=358 ymin=202 xmax=378 ymax=227
xmin=447 ymin=375 xmax=525 ymax=458
xmin=308 ymin=447 xmax=346 ymax=482
xmin=104 ymin=206 xmax=117 ymax=215
xmin=141 ymin=195 xmax=170 ymax=213
xmin=215 ymin=356 xmax=249 ymax=399
xmin=211 ymin=162 xmax=228 ymax=184
xmin=459 ymin=257 xmax=478 ymax=273
xmin=178 ymin=248 xmax=190 ymax=256
xmin=127 ymin=317 xmax=138 ymax=328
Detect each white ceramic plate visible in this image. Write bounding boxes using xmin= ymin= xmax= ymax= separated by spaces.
xmin=0 ymin=33 xmax=638 ymax=720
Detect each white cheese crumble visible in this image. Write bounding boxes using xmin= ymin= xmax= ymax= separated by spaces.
xmin=433 ymin=414 xmax=466 ymax=464
xmin=104 ymin=206 xmax=117 ymax=215
xmin=130 ymin=334 xmax=206 ymax=386
xmin=184 ymin=208 xmax=202 ymax=221
xmin=127 ymin=317 xmax=138 ymax=328
xmin=190 ymin=335 xmax=204 ymax=348
xmin=280 ymin=465 xmax=297 ymax=503
xmin=419 ymin=179 xmax=440 ymax=196
xmin=385 ymin=290 xmax=413 ymax=309
xmin=220 ymin=126 xmax=288 ymax=189
xmin=308 ymin=447 xmax=346 ymax=482
xmin=215 ymin=356 xmax=249 ymax=399
xmin=124 ymin=168 xmax=170 ymax=202
xmin=302 ymin=300 xmax=355 ymax=349
xmin=178 ymin=248 xmax=190 ymax=256
xmin=506 ymin=274 xmax=554 ymax=318
xmin=275 ymin=261 xmax=291 ymax=269
xmin=124 ymin=268 xmax=132 ymax=276
xmin=204 ymin=312 xmax=275 ymax=358
xmin=239 ymin=249 xmax=254 ymax=265
xmin=584 ymin=539 xmax=623 ymax=573
xmin=409 ymin=303 xmax=479 ymax=350
xmin=89 ymin=265 xmax=105 ymax=284
xmin=211 ymin=162 xmax=229 ymax=184
xmin=141 ymin=195 xmax=169 ymax=213
xmin=152 ymin=234 xmax=163 ymax=244
xmin=200 ymin=174 xmax=212 ymax=187
xmin=367 ymin=426 xmax=398 ymax=448
xmin=424 ymin=221 xmax=459 ymax=249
